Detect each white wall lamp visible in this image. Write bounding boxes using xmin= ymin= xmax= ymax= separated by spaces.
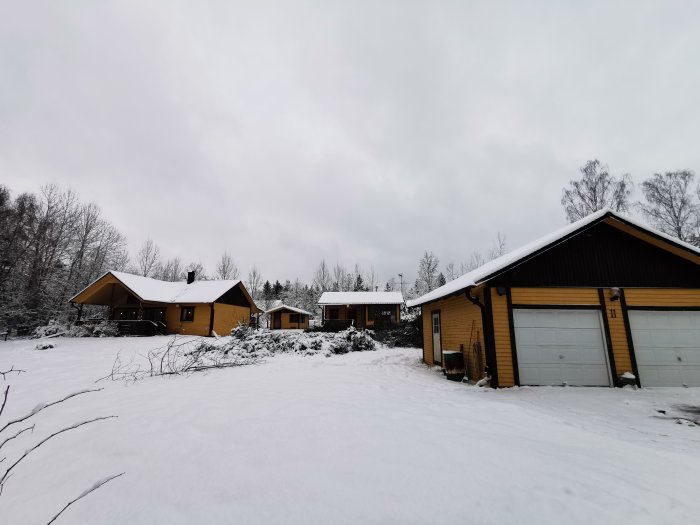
xmin=609 ymin=287 xmax=622 ymax=302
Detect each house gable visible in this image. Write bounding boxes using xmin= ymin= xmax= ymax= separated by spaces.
xmin=489 ymin=219 xmax=700 ymax=288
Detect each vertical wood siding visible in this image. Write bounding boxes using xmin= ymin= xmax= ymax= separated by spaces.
xmin=605 ymin=218 xmax=700 ymax=264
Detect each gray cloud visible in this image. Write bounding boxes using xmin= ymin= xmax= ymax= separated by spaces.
xmin=2 ymin=1 xmax=699 ymax=284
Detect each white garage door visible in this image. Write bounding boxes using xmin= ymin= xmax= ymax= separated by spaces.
xmin=513 ymin=309 xmax=611 ymax=386
xmin=628 ymin=311 xmax=700 ymax=387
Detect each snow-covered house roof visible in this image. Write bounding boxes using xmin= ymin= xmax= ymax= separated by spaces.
xmin=265 ymin=304 xmax=313 ymax=316
xmin=407 ymin=209 xmax=700 ymax=308
xmin=318 ymin=291 xmax=404 ymax=305
xmin=71 ymin=270 xmax=260 ymax=311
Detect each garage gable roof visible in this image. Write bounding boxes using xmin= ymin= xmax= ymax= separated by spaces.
xmin=407 ymin=209 xmax=700 ymax=307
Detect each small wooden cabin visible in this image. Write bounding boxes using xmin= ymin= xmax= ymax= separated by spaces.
xmin=266 ymin=304 xmax=312 ymax=330
xmin=407 ymin=209 xmax=700 ymax=388
xmin=70 ymin=271 xmax=260 ymax=336
xmin=318 ymin=292 xmax=403 ymax=329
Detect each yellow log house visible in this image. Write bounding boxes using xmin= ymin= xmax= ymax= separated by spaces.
xmin=266 ymin=304 xmax=312 ymax=330
xmin=70 ymin=271 xmax=260 ymax=336
xmin=318 ymin=292 xmax=403 ymax=329
xmin=408 ymin=209 xmax=700 ymax=388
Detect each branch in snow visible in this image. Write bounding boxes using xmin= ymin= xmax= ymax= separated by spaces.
xmin=0 ymin=415 xmax=117 ymax=491
xmin=0 ymin=388 xmax=103 ymax=435
xmin=0 ymin=366 xmax=25 ymax=381
xmin=47 ymin=472 xmax=125 ymax=524
xmin=0 ymin=385 xmax=8 ymax=418
xmin=0 ymin=424 xmax=35 ymax=451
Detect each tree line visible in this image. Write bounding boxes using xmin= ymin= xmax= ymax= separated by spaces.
xmin=3 ymin=163 xmax=699 ymax=329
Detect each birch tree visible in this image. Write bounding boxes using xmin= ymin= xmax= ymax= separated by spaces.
xmin=561 ymin=160 xmax=632 ymax=222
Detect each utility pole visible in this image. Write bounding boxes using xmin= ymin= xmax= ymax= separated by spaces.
xmin=398 ymin=273 xmax=404 ymax=297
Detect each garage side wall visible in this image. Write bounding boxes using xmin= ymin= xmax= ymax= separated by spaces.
xmin=421 ymin=295 xmax=485 ymax=381
xmin=490 ymin=289 xmax=514 ymax=387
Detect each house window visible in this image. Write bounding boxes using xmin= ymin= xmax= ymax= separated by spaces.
xmin=328 ymin=308 xmax=339 ymax=320
xmin=433 ymin=316 xmax=439 ymax=333
xmin=290 ymin=313 xmax=300 ymax=323
xmin=180 ymin=306 xmax=195 ymax=322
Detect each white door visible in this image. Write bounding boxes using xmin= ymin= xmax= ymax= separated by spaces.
xmin=432 ymin=312 xmax=442 ymax=363
xmin=513 ymin=309 xmax=611 ymax=386
xmin=628 ymin=311 xmax=700 ymax=387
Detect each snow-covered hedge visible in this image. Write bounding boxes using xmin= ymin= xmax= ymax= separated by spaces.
xmin=204 ymin=326 xmax=377 ymax=358
xmin=33 ymin=321 xmax=120 ymax=338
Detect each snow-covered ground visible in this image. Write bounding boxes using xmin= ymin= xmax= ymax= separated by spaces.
xmin=1 ymin=336 xmax=699 ymax=524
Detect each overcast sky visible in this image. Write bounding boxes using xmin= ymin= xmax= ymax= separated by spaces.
xmin=2 ymin=1 xmax=699 ymax=286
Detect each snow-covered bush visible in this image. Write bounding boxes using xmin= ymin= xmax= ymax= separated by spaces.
xmin=91 ymin=321 xmax=120 ymax=338
xmin=32 ymin=320 xmax=66 ymax=339
xmin=35 ymin=342 xmax=56 ymax=350
xmin=227 ymin=326 xmax=377 ymax=357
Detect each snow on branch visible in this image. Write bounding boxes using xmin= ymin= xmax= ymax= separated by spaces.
xmin=47 ymin=472 xmax=125 ymax=524
xmin=0 ymin=388 xmax=102 ymax=435
xmin=0 ymin=415 xmax=117 ymax=494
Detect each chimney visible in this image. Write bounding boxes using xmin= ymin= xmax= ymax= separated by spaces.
xmin=187 ymin=271 xmax=195 ymax=284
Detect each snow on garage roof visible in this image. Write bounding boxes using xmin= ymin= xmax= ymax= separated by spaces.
xmin=406 ymin=208 xmax=700 ymax=308
xmin=265 ymin=304 xmax=314 ymax=316
xmin=318 ymin=291 xmax=404 ymax=305
xmin=71 ymin=271 xmax=247 ymax=305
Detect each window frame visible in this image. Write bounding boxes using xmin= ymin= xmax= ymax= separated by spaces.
xmin=180 ymin=306 xmax=195 ymax=322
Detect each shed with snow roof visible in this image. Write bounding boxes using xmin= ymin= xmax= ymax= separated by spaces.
xmin=318 ymin=291 xmax=403 ymax=329
xmin=266 ymin=303 xmax=312 ymax=330
xmin=407 ymin=209 xmax=700 ymax=388
xmin=70 ymin=271 xmax=261 ymax=336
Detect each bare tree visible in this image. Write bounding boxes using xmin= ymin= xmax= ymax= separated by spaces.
xmin=135 ymin=239 xmax=160 ymax=277
xmin=639 ymin=170 xmax=699 ymax=244
xmin=332 ymin=263 xmax=352 ymax=292
xmin=444 ymin=262 xmax=457 ymax=281
xmin=416 ymin=251 xmax=440 ymax=295
xmin=312 ymin=259 xmax=332 ymax=292
xmin=215 ymin=252 xmax=239 ymax=280
xmin=246 ymin=266 xmax=263 ymax=300
xmin=561 ymin=159 xmax=632 ymax=222
xmin=487 ymin=232 xmax=507 ymax=260
xmin=157 ymin=257 xmax=185 ymax=282
xmin=185 ymin=261 xmax=207 ymax=281
xmin=364 ymin=265 xmax=378 ymax=291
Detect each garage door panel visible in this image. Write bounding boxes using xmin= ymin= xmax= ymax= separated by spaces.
xmin=514 ymin=309 xmax=610 ymax=387
xmin=629 ymin=311 xmax=700 ymax=387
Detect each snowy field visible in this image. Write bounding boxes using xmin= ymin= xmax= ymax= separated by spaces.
xmin=1 ymin=336 xmax=699 ymax=524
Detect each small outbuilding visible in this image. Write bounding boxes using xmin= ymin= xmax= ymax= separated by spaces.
xmin=407 ymin=209 xmax=700 ymax=388
xmin=318 ymin=291 xmax=403 ymax=329
xmin=266 ymin=304 xmax=312 ymax=330
xmin=70 ymin=271 xmax=260 ymax=336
